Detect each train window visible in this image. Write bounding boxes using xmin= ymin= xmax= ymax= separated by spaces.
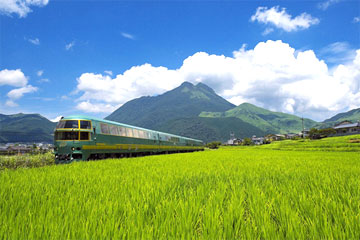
xmin=55 ymin=131 xmax=78 ymax=140
xmin=56 ymin=120 xmax=78 ymax=129
xmin=138 ymin=130 xmax=143 ymax=138
xmin=126 ymin=128 xmax=133 ymax=137
xmin=80 ymin=132 xmax=90 ymax=140
xmin=80 ymin=120 xmax=91 ymax=129
xmin=100 ymin=123 xmax=110 ymax=134
xmin=119 ymin=127 xmax=126 ymax=136
xmin=139 ymin=131 xmax=146 ymax=139
xmin=170 ymin=137 xmax=179 ymax=143
xmin=133 ymin=129 xmax=139 ymax=138
xmin=110 ymin=125 xmax=118 ymax=135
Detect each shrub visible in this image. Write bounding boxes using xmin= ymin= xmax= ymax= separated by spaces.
xmin=206 ymin=141 xmax=222 ymax=149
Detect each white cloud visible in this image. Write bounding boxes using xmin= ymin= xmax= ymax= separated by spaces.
xmin=0 ymin=0 xmax=49 ymax=18
xmin=50 ymin=116 xmax=63 ymax=122
xmin=5 ymin=100 xmax=18 ymax=107
xmin=250 ymin=6 xmax=319 ymax=32
xmin=319 ymin=42 xmax=356 ymax=64
xmin=121 ymin=32 xmax=135 ymax=40
xmin=76 ymin=101 xmax=119 ymax=113
xmin=0 ymin=69 xmax=38 ymax=106
xmin=74 ymin=40 xmax=360 ymax=121
xmin=28 ymin=38 xmax=40 ymax=45
xmin=7 ymin=85 xmax=38 ymax=100
xmin=0 ymin=69 xmax=27 ymax=87
xmin=354 ymin=17 xmax=360 ymax=23
xmin=37 ymin=70 xmax=44 ymax=76
xmin=75 ymin=64 xmax=182 ymax=108
xmin=262 ymin=27 xmax=274 ymax=35
xmin=318 ymin=0 xmax=342 ymax=10
xmin=65 ymin=41 xmax=75 ymax=50
xmin=37 ymin=78 xmax=49 ymax=83
xmin=104 ymin=70 xmax=113 ymax=76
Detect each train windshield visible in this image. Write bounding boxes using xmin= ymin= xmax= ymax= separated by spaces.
xmin=55 ymin=132 xmax=79 ymax=140
xmin=56 ymin=120 xmax=79 ymax=129
xmin=80 ymin=120 xmax=91 ymax=129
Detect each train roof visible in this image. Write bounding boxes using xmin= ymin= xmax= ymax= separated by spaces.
xmin=61 ymin=115 xmax=203 ymax=143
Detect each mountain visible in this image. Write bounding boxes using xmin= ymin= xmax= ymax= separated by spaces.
xmin=317 ymin=108 xmax=360 ymax=128
xmin=106 ymin=82 xmax=235 ymax=129
xmin=200 ymin=103 xmax=318 ymax=134
xmin=0 ymin=113 xmax=56 ymax=143
xmin=106 ymin=82 xmax=320 ymax=142
xmin=159 ymin=117 xmax=264 ymax=142
xmin=323 ymin=108 xmax=360 ymax=123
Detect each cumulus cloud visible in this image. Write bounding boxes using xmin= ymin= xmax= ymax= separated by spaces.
xmin=0 ymin=69 xmax=38 ymax=106
xmin=5 ymin=100 xmax=18 ymax=107
xmin=354 ymin=17 xmax=360 ymax=23
xmin=76 ymin=101 xmax=119 ymax=113
xmin=75 ymin=40 xmax=360 ymax=121
xmin=250 ymin=6 xmax=319 ymax=32
xmin=0 ymin=69 xmax=27 ymax=87
xmin=0 ymin=0 xmax=49 ymax=18
xmin=7 ymin=85 xmax=38 ymax=100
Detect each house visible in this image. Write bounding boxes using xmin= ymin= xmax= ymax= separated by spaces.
xmin=226 ymin=138 xmax=243 ymax=145
xmin=251 ymin=135 xmax=264 ymax=145
xmin=285 ymin=133 xmax=299 ymax=139
xmin=265 ymin=134 xmax=285 ymax=141
xmin=333 ymin=120 xmax=360 ymax=135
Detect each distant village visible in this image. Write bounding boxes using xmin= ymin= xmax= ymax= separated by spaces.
xmin=0 ymin=143 xmax=54 ymax=155
xmin=225 ymin=120 xmax=360 ymax=146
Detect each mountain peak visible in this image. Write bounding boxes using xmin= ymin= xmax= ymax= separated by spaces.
xmin=196 ymin=82 xmax=215 ymax=93
xmin=179 ymin=81 xmax=194 ymax=87
xmin=105 ymin=81 xmax=235 ymax=129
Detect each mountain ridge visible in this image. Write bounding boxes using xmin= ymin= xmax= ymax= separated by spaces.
xmin=0 ymin=113 xmax=56 ymax=143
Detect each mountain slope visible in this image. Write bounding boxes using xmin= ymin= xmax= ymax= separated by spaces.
xmin=0 ymin=113 xmax=56 ymax=143
xmin=106 ymin=82 xmax=235 ymax=129
xmin=325 ymin=108 xmax=360 ymax=123
xmin=159 ymin=117 xmax=265 ymax=142
xmin=200 ymin=103 xmax=318 ymax=134
xmin=316 ymin=108 xmax=360 ymax=128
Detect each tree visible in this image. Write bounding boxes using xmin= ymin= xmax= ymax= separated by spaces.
xmin=242 ymin=138 xmax=253 ymax=146
xmin=206 ymin=141 xmax=222 ymax=149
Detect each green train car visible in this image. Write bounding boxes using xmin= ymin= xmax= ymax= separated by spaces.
xmin=54 ymin=115 xmax=204 ymax=163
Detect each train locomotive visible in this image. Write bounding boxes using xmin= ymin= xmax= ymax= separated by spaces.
xmin=54 ymin=115 xmax=204 ymax=163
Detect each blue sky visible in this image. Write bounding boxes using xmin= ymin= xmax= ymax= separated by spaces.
xmin=1 ymin=0 xmax=359 ymax=121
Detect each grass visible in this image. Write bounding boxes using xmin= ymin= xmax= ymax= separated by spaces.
xmin=0 ymin=152 xmax=54 ymax=170
xmin=260 ymin=134 xmax=360 ymax=152
xmin=0 ymin=135 xmax=360 ymax=238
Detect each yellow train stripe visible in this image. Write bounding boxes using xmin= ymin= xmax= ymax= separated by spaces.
xmin=82 ymin=144 xmax=203 ymax=151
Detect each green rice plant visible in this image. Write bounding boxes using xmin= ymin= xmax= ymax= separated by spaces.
xmin=1 ymin=145 xmax=359 ymax=239
xmin=0 ymin=152 xmax=54 ymax=170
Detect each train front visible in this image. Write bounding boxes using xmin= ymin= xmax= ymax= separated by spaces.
xmin=54 ymin=117 xmax=93 ymax=163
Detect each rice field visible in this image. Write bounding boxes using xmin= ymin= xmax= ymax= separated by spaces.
xmin=1 ymin=135 xmax=360 ymax=239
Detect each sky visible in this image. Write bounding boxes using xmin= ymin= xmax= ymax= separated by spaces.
xmin=0 ymin=0 xmax=359 ymax=122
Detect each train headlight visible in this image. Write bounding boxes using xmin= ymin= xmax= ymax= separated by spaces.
xmin=71 ymin=147 xmax=75 ymax=151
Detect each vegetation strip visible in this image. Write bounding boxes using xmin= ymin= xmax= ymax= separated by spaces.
xmin=1 ymin=135 xmax=359 ymax=238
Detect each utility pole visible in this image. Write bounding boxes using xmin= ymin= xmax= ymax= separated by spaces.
xmin=301 ymin=117 xmax=304 ymax=138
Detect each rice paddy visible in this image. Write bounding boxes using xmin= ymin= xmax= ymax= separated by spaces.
xmin=1 ymin=135 xmax=359 ymax=239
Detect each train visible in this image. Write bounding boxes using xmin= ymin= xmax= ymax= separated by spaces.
xmin=54 ymin=115 xmax=204 ymax=163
